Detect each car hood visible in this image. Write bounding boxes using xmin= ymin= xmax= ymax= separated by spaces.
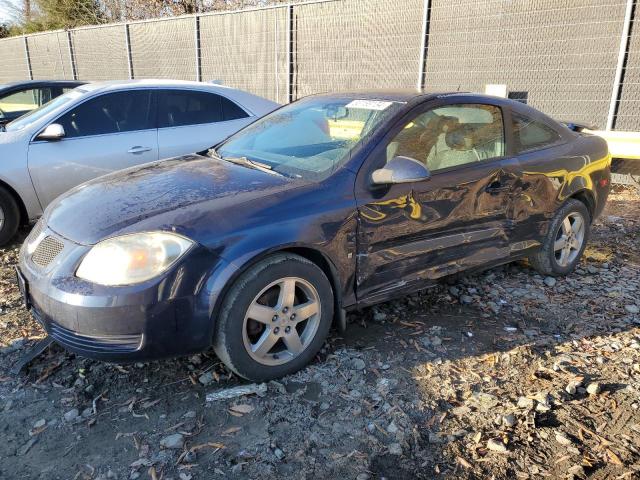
xmin=46 ymin=154 xmax=293 ymax=245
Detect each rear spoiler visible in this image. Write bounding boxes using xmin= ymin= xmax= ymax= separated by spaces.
xmin=561 ymin=121 xmax=598 ymax=132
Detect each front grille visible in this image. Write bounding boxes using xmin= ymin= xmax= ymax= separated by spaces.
xmin=31 ymin=236 xmax=64 ymax=267
xmin=49 ymin=323 xmax=142 ymax=354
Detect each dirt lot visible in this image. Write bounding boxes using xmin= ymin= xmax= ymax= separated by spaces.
xmin=1 ymin=188 xmax=639 ymax=480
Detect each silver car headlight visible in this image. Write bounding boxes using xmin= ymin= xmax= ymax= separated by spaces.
xmin=76 ymin=232 xmax=194 ymax=286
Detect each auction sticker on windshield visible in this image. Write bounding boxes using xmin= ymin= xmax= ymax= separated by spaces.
xmin=345 ymin=100 xmax=394 ymax=110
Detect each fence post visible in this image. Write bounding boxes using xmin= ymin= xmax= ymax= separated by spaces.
xmin=417 ymin=0 xmax=431 ymax=91
xmin=607 ymin=0 xmax=634 ymax=131
xmin=194 ymin=15 xmax=202 ymax=82
xmin=286 ymin=4 xmax=294 ymax=103
xmin=67 ymin=30 xmax=77 ymax=80
xmin=23 ymin=35 xmax=33 ymax=80
xmin=274 ymin=8 xmax=280 ymax=102
xmin=124 ymin=23 xmax=134 ymax=80
xmin=56 ymin=32 xmax=67 ymax=78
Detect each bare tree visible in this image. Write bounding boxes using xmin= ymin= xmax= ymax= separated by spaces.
xmin=2 ymin=0 xmax=292 ymax=35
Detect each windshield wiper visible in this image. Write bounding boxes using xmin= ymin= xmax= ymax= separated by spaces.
xmin=222 ymin=155 xmax=283 ymax=176
xmin=207 ymin=148 xmax=283 ymax=176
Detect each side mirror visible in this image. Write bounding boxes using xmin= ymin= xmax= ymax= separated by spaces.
xmin=37 ymin=123 xmax=65 ymax=141
xmin=371 ymin=156 xmax=431 ymax=185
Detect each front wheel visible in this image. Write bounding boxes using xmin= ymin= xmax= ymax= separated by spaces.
xmin=529 ymin=199 xmax=591 ymax=276
xmin=213 ymin=253 xmax=334 ymax=382
xmin=0 ymin=187 xmax=20 ymax=247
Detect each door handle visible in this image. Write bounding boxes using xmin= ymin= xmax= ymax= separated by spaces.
xmin=128 ymin=146 xmax=152 ymax=154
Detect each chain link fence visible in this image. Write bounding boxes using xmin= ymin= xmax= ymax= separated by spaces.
xmin=0 ymin=0 xmax=638 ymax=131
xmin=70 ymin=25 xmax=130 ymax=81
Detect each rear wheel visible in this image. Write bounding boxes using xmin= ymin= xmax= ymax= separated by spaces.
xmin=529 ymin=199 xmax=590 ymax=276
xmin=213 ymin=253 xmax=333 ymax=382
xmin=0 ymin=187 xmax=20 ymax=247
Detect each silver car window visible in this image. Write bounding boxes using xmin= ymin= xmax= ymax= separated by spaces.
xmin=56 ymin=90 xmax=154 ymax=138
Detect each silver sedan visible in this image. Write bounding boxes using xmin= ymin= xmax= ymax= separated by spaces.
xmin=0 ymin=79 xmax=279 ymax=245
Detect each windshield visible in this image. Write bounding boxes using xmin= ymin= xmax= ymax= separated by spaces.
xmin=5 ymin=88 xmax=85 ymax=132
xmin=216 ymin=97 xmax=403 ymax=180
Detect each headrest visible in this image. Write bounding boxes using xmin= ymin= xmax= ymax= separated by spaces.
xmin=445 ymin=124 xmax=474 ymax=151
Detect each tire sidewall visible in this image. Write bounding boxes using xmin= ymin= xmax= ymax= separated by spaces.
xmin=0 ymin=188 xmax=20 ymax=247
xmin=544 ymin=200 xmax=591 ymax=276
xmin=215 ymin=255 xmax=333 ymax=382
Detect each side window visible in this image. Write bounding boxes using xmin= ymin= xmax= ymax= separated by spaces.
xmin=0 ymin=87 xmax=53 ymax=113
xmin=221 ymin=96 xmax=249 ymax=121
xmin=386 ymin=104 xmax=505 ymax=172
xmin=158 ymin=90 xmax=224 ymax=128
xmin=56 ymin=90 xmax=154 ymax=138
xmin=512 ymin=113 xmax=562 ymax=153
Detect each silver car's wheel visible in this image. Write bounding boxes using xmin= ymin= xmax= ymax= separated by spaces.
xmin=553 ymin=212 xmax=585 ymax=267
xmin=0 ymin=187 xmax=20 ymax=247
xmin=242 ymin=276 xmax=321 ymax=366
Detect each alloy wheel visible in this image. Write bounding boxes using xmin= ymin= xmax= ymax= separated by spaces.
xmin=554 ymin=212 xmax=585 ymax=267
xmin=0 ymin=205 xmax=4 ymax=231
xmin=242 ymin=276 xmax=321 ymax=366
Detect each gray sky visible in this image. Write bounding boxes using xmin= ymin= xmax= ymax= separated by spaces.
xmin=0 ymin=0 xmax=20 ymax=23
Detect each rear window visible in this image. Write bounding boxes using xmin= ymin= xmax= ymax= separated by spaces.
xmin=222 ymin=97 xmax=249 ymax=121
xmin=158 ymin=90 xmax=248 ymax=128
xmin=512 ymin=113 xmax=562 ymax=153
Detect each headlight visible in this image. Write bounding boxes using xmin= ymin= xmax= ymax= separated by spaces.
xmin=76 ymin=232 xmax=194 ymax=286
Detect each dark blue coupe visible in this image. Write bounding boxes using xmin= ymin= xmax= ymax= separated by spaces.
xmin=17 ymin=91 xmax=611 ymax=381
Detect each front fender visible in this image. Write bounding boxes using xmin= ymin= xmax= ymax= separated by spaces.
xmin=0 ymin=139 xmax=42 ymax=220
xmin=216 ymin=209 xmax=358 ymax=306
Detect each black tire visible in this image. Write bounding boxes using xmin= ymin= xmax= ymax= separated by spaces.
xmin=0 ymin=187 xmax=20 ymax=247
xmin=529 ymin=199 xmax=591 ymax=276
xmin=213 ymin=253 xmax=334 ymax=382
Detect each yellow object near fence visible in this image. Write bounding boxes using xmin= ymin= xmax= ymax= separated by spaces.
xmin=588 ymin=130 xmax=640 ymax=161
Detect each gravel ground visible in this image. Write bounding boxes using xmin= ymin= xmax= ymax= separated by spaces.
xmin=1 ymin=188 xmax=639 ymax=480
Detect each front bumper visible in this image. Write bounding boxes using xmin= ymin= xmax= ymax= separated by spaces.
xmin=18 ymin=225 xmax=237 ymax=362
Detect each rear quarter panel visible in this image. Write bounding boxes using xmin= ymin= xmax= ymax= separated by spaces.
xmin=511 ymin=133 xmax=611 ymax=243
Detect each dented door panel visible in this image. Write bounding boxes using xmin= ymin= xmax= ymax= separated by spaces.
xmin=355 ymin=158 xmax=519 ymax=302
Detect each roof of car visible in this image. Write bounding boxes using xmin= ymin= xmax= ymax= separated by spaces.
xmin=306 ymin=90 xmax=558 ymax=116
xmin=308 ymin=89 xmax=441 ymax=103
xmin=304 ymin=90 xmax=525 ymax=105
xmin=0 ymin=79 xmax=85 ymax=91
xmin=79 ymin=79 xmax=239 ymax=93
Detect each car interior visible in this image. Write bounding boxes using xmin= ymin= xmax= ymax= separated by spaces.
xmin=387 ymin=105 xmax=505 ymax=172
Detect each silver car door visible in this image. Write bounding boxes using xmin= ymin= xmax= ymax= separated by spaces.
xmin=157 ymin=89 xmax=253 ymax=159
xmin=27 ymin=90 xmax=158 ymax=208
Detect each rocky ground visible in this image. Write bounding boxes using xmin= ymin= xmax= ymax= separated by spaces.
xmin=1 ymin=188 xmax=639 ymax=480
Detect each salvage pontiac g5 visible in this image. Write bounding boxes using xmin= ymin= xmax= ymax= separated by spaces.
xmin=17 ymin=92 xmax=611 ymax=381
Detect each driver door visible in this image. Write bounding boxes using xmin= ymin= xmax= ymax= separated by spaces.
xmin=355 ymin=102 xmax=519 ymax=303
xmin=28 ymin=90 xmax=158 ymax=208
